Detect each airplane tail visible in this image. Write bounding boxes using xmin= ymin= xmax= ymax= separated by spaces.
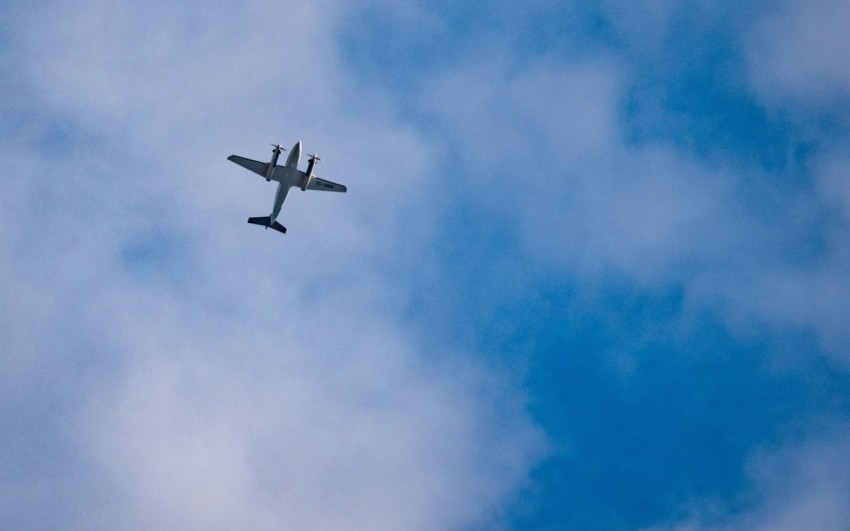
xmin=247 ymin=216 xmax=287 ymax=234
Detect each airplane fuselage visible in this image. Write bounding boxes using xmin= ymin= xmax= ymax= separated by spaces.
xmin=269 ymin=141 xmax=302 ymax=224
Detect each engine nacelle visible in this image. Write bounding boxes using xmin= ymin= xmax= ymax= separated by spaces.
xmin=301 ymin=154 xmax=320 ymax=191
xmin=267 ymin=144 xmax=284 ymax=181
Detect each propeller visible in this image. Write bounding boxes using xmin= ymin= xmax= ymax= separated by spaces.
xmin=270 ymin=143 xmax=287 ymax=152
xmin=301 ymin=154 xmax=320 ymax=191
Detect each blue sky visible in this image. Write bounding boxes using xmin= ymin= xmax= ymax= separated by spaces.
xmin=3 ymin=0 xmax=850 ymax=529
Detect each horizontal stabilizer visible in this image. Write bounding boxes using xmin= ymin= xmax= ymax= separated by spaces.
xmin=247 ymin=216 xmax=286 ymax=234
xmin=247 ymin=216 xmax=270 ymax=226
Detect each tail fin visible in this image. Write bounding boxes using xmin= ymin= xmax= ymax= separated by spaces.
xmin=247 ymin=217 xmax=287 ymax=234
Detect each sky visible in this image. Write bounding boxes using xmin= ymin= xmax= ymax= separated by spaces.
xmin=3 ymin=0 xmax=850 ymax=529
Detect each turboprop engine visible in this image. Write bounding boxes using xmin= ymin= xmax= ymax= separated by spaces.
xmin=301 ymin=153 xmax=320 ymax=191
xmin=266 ymin=143 xmax=285 ymax=181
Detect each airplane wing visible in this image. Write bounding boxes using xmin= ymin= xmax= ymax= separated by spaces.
xmin=227 ymin=155 xmax=269 ymax=178
xmin=301 ymin=172 xmax=347 ymax=192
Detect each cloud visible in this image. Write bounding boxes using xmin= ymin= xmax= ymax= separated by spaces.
xmin=6 ymin=1 xmax=850 ymax=528
xmin=816 ymin=152 xmax=850 ymax=221
xmin=731 ymin=0 xmax=850 ymax=363
xmin=0 ymin=1 xmax=544 ymax=529
xmin=648 ymin=424 xmax=850 ymax=531
xmin=745 ymin=0 xmax=850 ymax=108
xmin=408 ymin=3 xmax=850 ymax=527
xmin=422 ymin=13 xmax=850 ymax=368
xmin=71 ymin=298 xmax=543 ymax=530
xmin=423 ymin=52 xmax=740 ymax=288
xmin=743 ymin=431 xmax=850 ymax=531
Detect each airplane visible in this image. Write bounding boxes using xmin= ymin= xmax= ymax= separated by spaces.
xmin=227 ymin=141 xmax=347 ymax=234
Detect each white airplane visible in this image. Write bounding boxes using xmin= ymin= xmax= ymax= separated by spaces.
xmin=228 ymin=141 xmax=347 ymax=234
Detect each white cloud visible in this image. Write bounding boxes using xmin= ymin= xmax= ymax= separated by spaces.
xmin=426 ymin=55 xmax=622 ymax=171
xmin=1 ymin=1 xmax=544 ymax=528
xmin=647 ymin=426 xmax=850 ymax=531
xmin=815 ymin=151 xmax=850 ymax=222
xmin=733 ymin=0 xmax=850 ymax=362
xmin=424 ymin=53 xmax=739 ymax=288
xmin=745 ymin=0 xmax=850 ymax=107
xmin=71 ymin=298 xmax=542 ymax=530
xmin=422 ymin=28 xmax=850 ymax=367
xmin=713 ymin=253 xmax=850 ymax=365
xmin=745 ymin=435 xmax=850 ymax=530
